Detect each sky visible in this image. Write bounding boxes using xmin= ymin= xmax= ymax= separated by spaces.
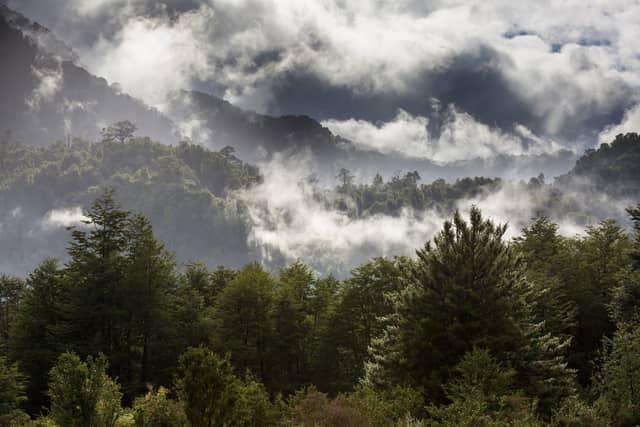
xmin=2 ymin=0 xmax=640 ymax=272
xmin=5 ymin=0 xmax=640 ymax=161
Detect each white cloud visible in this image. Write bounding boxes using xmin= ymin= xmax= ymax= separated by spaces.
xmin=598 ymin=104 xmax=640 ymax=145
xmin=26 ymin=61 xmax=64 ymax=111
xmin=233 ymin=154 xmax=445 ymax=270
xmin=323 ymin=106 xmax=565 ymax=162
xmin=9 ymin=0 xmax=640 ymax=141
xmin=41 ymin=207 xmax=88 ymax=229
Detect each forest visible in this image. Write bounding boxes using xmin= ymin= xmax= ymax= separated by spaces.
xmin=1 ymin=171 xmax=640 ymax=425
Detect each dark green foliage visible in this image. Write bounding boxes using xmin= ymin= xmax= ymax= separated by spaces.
xmin=175 ymin=347 xmax=247 ymax=427
xmin=101 ymin=121 xmax=137 ymax=144
xmin=0 ymin=356 xmax=26 ymax=417
xmin=0 ymin=274 xmax=24 ymax=355
xmin=328 ymin=257 xmax=411 ymax=389
xmin=9 ymin=259 xmax=64 ymax=411
xmin=628 ymin=203 xmax=640 ymax=268
xmin=561 ymin=132 xmax=640 ymax=197
xmin=48 ymin=352 xmax=122 ymax=427
xmin=210 ymin=263 xmax=275 ymax=386
xmin=367 ymin=208 xmax=574 ymax=414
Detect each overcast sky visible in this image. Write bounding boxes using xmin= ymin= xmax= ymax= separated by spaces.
xmin=6 ymin=0 xmax=640 ymax=158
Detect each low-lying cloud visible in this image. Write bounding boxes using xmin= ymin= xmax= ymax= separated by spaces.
xmin=323 ymin=105 xmax=566 ymax=162
xmin=41 ymin=207 xmax=87 ymax=229
xmin=26 ymin=60 xmax=64 ymax=111
xmin=598 ymin=104 xmax=640 ymax=145
xmin=233 ymin=154 xmax=633 ymax=272
xmin=233 ymin=154 xmax=445 ymax=271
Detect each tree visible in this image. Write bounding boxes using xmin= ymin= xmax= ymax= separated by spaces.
xmin=426 ymin=348 xmax=541 ymax=426
xmin=9 ymin=259 xmax=64 ymax=412
xmin=329 ymin=257 xmax=411 ymax=389
xmin=593 ymin=323 xmax=640 ymax=424
xmin=366 ymin=208 xmax=574 ymax=414
xmin=628 ymin=203 xmax=640 ymax=269
xmin=0 ymin=356 xmax=26 ymax=418
xmin=0 ymin=274 xmax=24 ymax=355
xmin=175 ymin=347 xmax=242 ymax=427
xmin=210 ymin=263 xmax=275 ymax=385
xmin=270 ymin=261 xmax=315 ymax=393
xmin=513 ymin=217 xmax=576 ymax=341
xmin=64 ymin=190 xmax=131 ymax=374
xmin=101 ymin=120 xmax=137 ymax=144
xmin=336 ymin=168 xmax=354 ymax=192
xmin=121 ymin=214 xmax=177 ymax=394
xmin=48 ymin=352 xmax=122 ymax=427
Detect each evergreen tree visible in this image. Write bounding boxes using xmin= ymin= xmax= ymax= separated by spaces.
xmin=270 ymin=261 xmax=315 ymax=394
xmin=64 ymin=190 xmax=131 ymax=363
xmin=121 ymin=214 xmax=177 ymax=394
xmin=0 ymin=274 xmax=24 ymax=356
xmin=366 ymin=208 xmax=574 ymax=414
xmin=330 ymin=257 xmax=411 ymax=389
xmin=210 ymin=263 xmax=275 ymax=386
xmin=0 ymin=356 xmax=26 ymax=419
xmin=9 ymin=259 xmax=64 ymax=412
xmin=628 ymin=203 xmax=640 ymax=269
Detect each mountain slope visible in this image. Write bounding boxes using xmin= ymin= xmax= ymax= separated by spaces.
xmin=557 ymin=132 xmax=640 ymax=198
xmin=168 ymin=90 xmax=348 ymax=162
xmin=0 ymin=9 xmax=176 ymax=146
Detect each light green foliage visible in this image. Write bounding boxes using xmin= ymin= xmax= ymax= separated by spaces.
xmin=426 ymin=349 xmax=540 ymax=427
xmin=0 ymin=356 xmax=27 ymax=418
xmin=593 ymin=323 xmax=640 ymax=424
xmin=550 ymin=396 xmax=609 ymax=427
xmin=133 ymin=387 xmax=187 ymax=427
xmin=288 ymin=384 xmax=422 ymax=427
xmin=48 ymin=352 xmax=122 ymax=427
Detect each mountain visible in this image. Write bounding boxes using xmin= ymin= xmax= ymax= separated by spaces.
xmin=0 ymin=137 xmax=260 ymax=275
xmin=556 ymin=132 xmax=640 ymax=198
xmin=167 ymin=90 xmax=348 ymax=163
xmin=0 ymin=7 xmax=176 ymax=146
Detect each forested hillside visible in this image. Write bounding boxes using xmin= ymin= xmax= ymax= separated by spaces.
xmin=0 ymin=131 xmax=259 ymax=274
xmin=558 ymin=132 xmax=640 ymax=198
xmin=0 ymin=10 xmax=175 ymax=146
xmin=1 ymin=189 xmax=639 ymax=426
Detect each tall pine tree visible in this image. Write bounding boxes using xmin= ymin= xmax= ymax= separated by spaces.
xmin=366 ymin=207 xmax=574 ymax=414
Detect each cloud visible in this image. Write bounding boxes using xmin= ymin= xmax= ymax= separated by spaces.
xmin=7 ymin=0 xmax=640 ymax=146
xmin=233 ymin=153 xmax=445 ymax=271
xmin=26 ymin=60 xmax=64 ymax=111
xmin=598 ymin=103 xmax=640 ymax=145
xmin=323 ymin=105 xmax=566 ymax=162
xmin=41 ymin=207 xmax=87 ymax=229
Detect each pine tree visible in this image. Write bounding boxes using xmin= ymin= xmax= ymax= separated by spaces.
xmin=366 ymin=207 xmax=574 ymax=414
xmin=9 ymin=259 xmax=64 ymax=411
xmin=628 ymin=203 xmax=640 ymax=269
xmin=210 ymin=263 xmax=275 ymax=386
xmin=64 ymin=190 xmax=131 ymax=362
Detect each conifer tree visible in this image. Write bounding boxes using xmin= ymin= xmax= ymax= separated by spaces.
xmin=366 ymin=207 xmax=574 ymax=414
